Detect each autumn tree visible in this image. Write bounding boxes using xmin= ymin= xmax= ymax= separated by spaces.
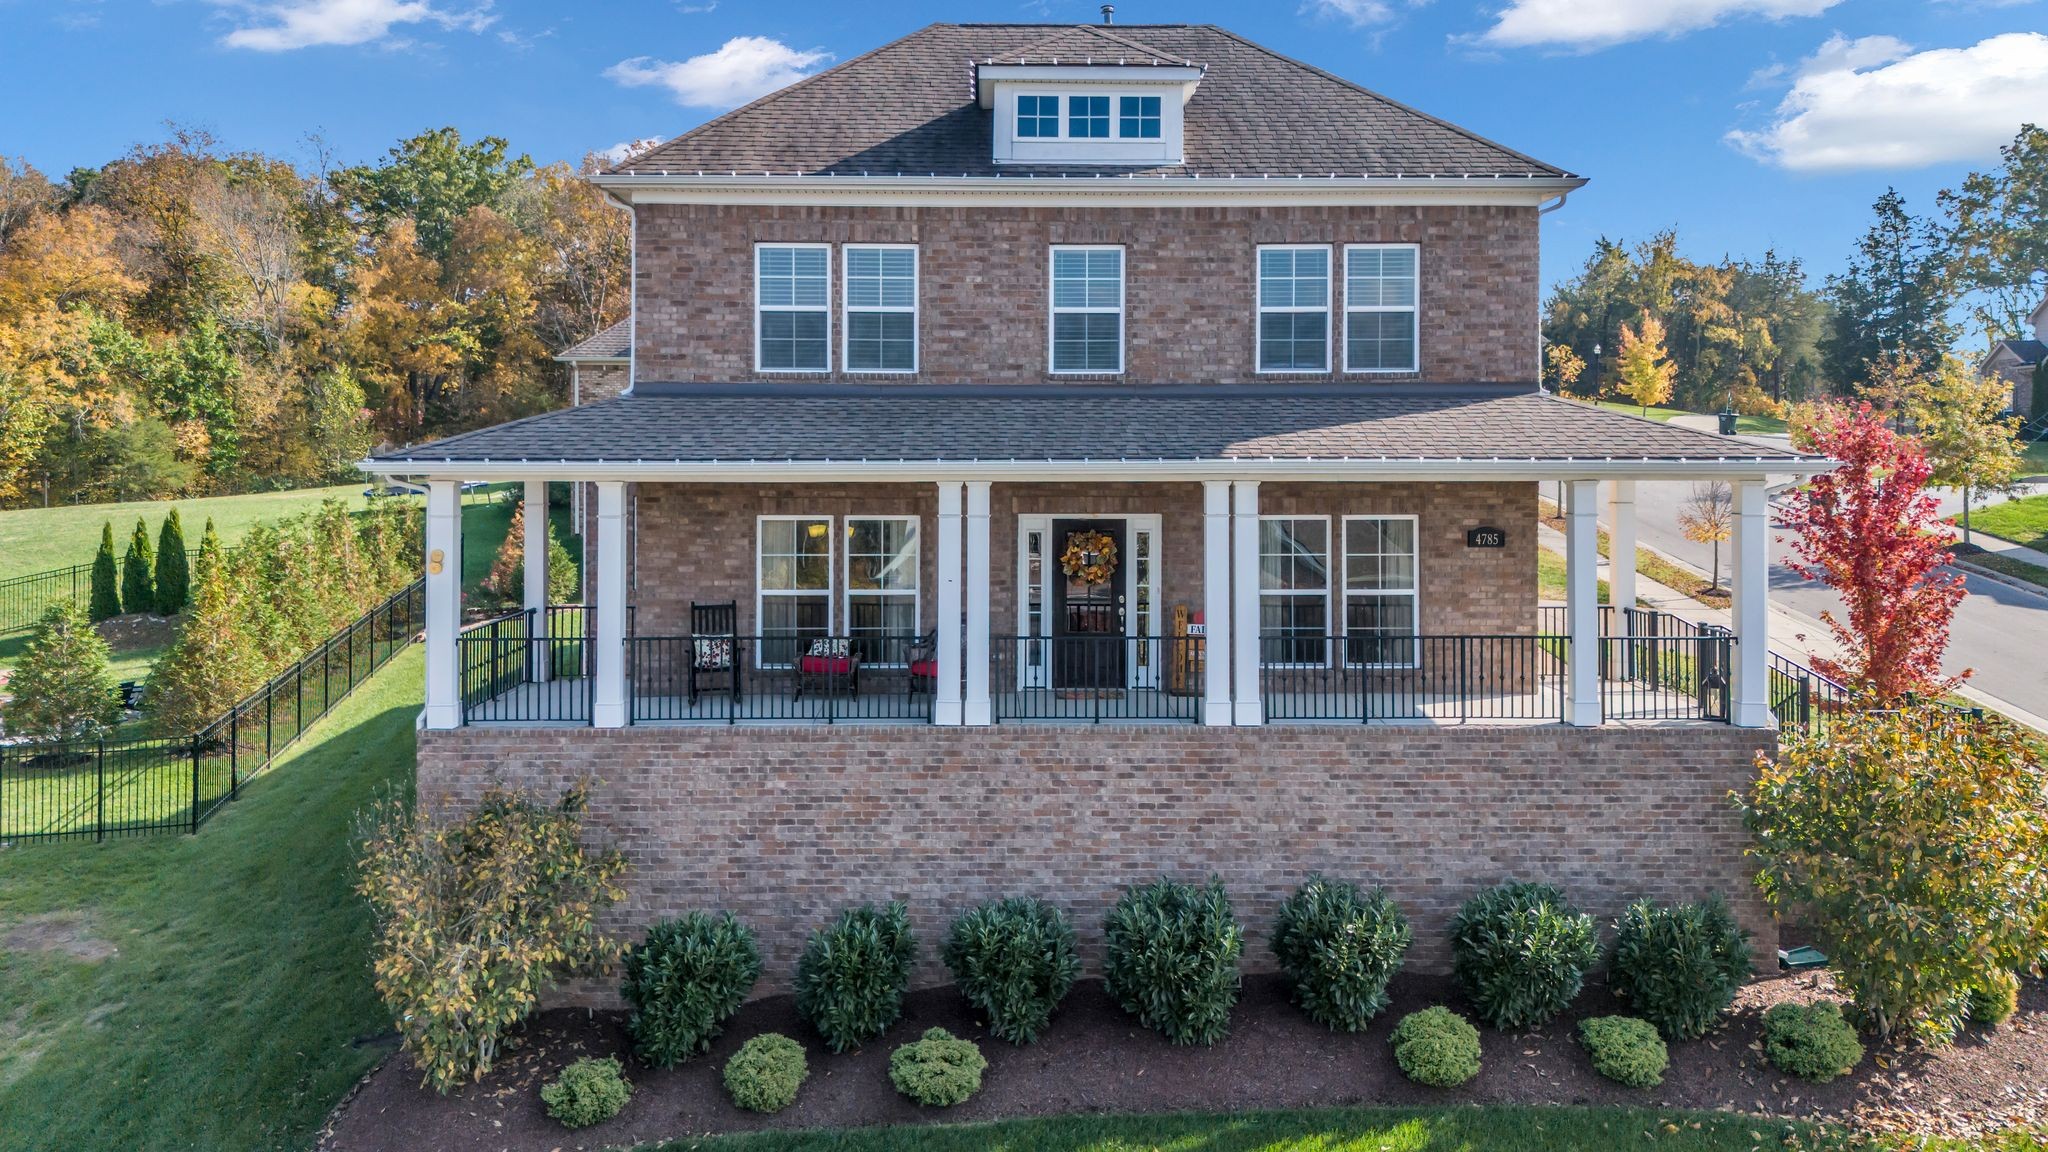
xmin=483 ymin=503 xmax=579 ymax=606
xmin=333 ymin=128 xmax=534 ymax=263
xmin=1781 ymin=402 xmax=1966 ymax=700
xmin=1905 ymin=358 xmax=2025 ymax=545
xmin=1613 ymin=315 xmax=1677 ymax=414
xmin=1677 ymin=482 xmax=1733 ymax=592
xmin=1542 ymin=342 xmax=1585 ymax=395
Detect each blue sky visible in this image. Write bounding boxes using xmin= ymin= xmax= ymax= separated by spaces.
xmin=3 ymin=0 xmax=2044 ymax=291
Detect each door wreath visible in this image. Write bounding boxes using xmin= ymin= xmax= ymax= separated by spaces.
xmin=1060 ymin=530 xmax=1118 ymax=586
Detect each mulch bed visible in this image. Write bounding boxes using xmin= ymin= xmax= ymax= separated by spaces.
xmin=318 ymin=972 xmax=2047 ymax=1151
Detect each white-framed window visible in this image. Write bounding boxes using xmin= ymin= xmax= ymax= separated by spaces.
xmin=756 ymin=244 xmax=830 ymax=372
xmin=843 ymin=245 xmax=917 ymax=373
xmin=845 ymin=516 xmax=920 ymax=664
xmin=1048 ymin=246 xmax=1124 ymax=374
xmin=1258 ymin=515 xmax=1330 ymax=666
xmin=1118 ymin=95 xmax=1161 ymax=138
xmin=1344 ymin=244 xmax=1420 ymax=374
xmin=1068 ymin=94 xmax=1110 ymax=138
xmin=1017 ymin=94 xmax=1060 ymax=138
xmin=757 ymin=515 xmax=833 ymax=666
xmin=1257 ymin=245 xmax=1331 ymax=373
xmin=1343 ymin=516 xmax=1420 ymax=667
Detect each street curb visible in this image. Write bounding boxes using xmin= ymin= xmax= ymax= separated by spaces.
xmin=1950 ymin=557 xmax=2048 ymax=601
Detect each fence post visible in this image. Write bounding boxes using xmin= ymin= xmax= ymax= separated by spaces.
xmin=230 ymin=705 xmax=240 ymax=801
xmin=95 ymin=740 xmax=105 ymax=843
xmin=190 ymin=734 xmax=202 ymax=833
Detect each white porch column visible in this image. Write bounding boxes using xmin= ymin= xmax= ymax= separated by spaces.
xmin=423 ymin=479 xmax=462 ymax=730
xmin=1565 ymin=479 xmax=1602 ymax=726
xmin=934 ymin=482 xmax=964 ymax=726
xmin=591 ymin=481 xmax=628 ymax=728
xmin=1607 ymin=480 xmax=1637 ymax=617
xmin=523 ymin=480 xmax=551 ymax=684
xmin=1230 ymin=480 xmax=1263 ymax=726
xmin=1730 ymin=478 xmax=1772 ymax=728
xmin=1200 ymin=481 xmax=1233 ymax=726
xmin=963 ymin=481 xmax=992 ymax=726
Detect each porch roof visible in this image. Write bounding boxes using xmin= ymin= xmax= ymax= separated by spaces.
xmin=365 ymin=383 xmax=1830 ymax=480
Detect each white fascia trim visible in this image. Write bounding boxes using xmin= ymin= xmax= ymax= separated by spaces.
xmin=591 ymin=173 xmax=1586 ymax=209
xmin=362 ymin=456 xmax=1830 ymax=484
xmin=550 ymin=355 xmax=629 ymax=364
xmin=975 ymin=64 xmax=1204 ymax=108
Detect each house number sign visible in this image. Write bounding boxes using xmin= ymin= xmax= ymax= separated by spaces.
xmin=1466 ymin=527 xmax=1507 ymax=549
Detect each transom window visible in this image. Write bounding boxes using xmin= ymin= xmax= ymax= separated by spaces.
xmin=1343 ymin=516 xmax=1419 ymax=666
xmin=1258 ymin=517 xmax=1330 ymax=666
xmin=1068 ymin=95 xmax=1110 ymax=138
xmin=1257 ymin=246 xmax=1331 ymax=372
xmin=843 ymin=245 xmax=917 ymax=373
xmin=1017 ymin=94 xmax=1060 ymax=138
xmin=845 ymin=517 xmax=920 ymax=664
xmin=756 ymin=245 xmax=830 ymax=372
xmin=1345 ymin=245 xmax=1420 ymax=373
xmin=1049 ymin=246 xmax=1124 ymax=374
xmin=758 ymin=516 xmax=833 ymax=665
xmin=1118 ymin=95 xmax=1161 ymax=138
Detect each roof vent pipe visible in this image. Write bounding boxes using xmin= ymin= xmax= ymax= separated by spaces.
xmin=1101 ymin=4 xmax=1114 ymax=24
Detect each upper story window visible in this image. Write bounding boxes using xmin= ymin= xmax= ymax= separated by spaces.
xmin=1119 ymin=95 xmax=1161 ymax=138
xmin=1049 ymin=246 xmax=1123 ymax=374
xmin=756 ymin=244 xmax=830 ymax=372
xmin=1345 ymin=244 xmax=1420 ymax=373
xmin=1257 ymin=245 xmax=1331 ymax=373
xmin=1017 ymin=95 xmax=1060 ymax=138
xmin=1067 ymin=95 xmax=1111 ymax=138
xmin=843 ymin=245 xmax=917 ymax=373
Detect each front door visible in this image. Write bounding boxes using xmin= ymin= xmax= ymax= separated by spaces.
xmin=1050 ymin=519 xmax=1126 ymax=690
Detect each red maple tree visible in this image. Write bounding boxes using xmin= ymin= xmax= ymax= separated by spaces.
xmin=1781 ymin=402 xmax=1967 ymax=701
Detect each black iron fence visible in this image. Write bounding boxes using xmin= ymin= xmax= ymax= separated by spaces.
xmin=0 ymin=580 xmax=425 ymax=844
xmin=458 ymin=606 xmax=594 ymax=723
xmin=623 ymin=634 xmax=936 ymax=724
xmin=1260 ymin=634 xmax=1568 ymax=723
xmin=991 ymin=635 xmax=1204 ymax=723
xmin=1599 ymin=609 xmax=1734 ymax=723
xmin=0 ymin=550 xmax=205 ymax=635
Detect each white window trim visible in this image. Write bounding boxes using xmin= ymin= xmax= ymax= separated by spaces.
xmin=1011 ymin=92 xmax=1161 ymax=141
xmin=1341 ymin=514 xmax=1421 ymax=669
xmin=843 ymin=514 xmax=921 ymax=666
xmin=1255 ymin=243 xmax=1333 ymax=376
xmin=1343 ymin=243 xmax=1422 ymax=375
xmin=754 ymin=242 xmax=831 ymax=374
xmin=1256 ymin=513 xmax=1333 ymax=668
xmin=841 ymin=244 xmax=918 ymax=375
xmin=1047 ymin=244 xmax=1125 ymax=376
xmin=756 ymin=514 xmax=834 ymax=668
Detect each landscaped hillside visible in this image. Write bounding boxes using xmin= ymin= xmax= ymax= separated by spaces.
xmin=0 ymin=483 xmax=371 ymax=581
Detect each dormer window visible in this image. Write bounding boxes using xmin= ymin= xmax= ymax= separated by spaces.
xmin=977 ymin=37 xmax=1203 ymax=166
xmin=1119 ymin=96 xmax=1161 ymax=138
xmin=1017 ymin=95 xmax=1060 ymax=138
xmin=1068 ymin=96 xmax=1111 ymax=138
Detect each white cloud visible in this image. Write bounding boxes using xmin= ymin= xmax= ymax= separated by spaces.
xmin=215 ymin=0 xmax=493 ymax=51
xmin=1303 ymin=0 xmax=1395 ymax=26
xmin=1728 ymin=32 xmax=2048 ymax=171
xmin=599 ymin=138 xmax=665 ymax=166
xmin=1473 ymin=0 xmax=1840 ymax=50
xmin=605 ymin=36 xmax=830 ymax=109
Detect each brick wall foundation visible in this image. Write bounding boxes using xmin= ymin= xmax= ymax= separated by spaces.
xmin=417 ymin=723 xmax=1773 ymax=1003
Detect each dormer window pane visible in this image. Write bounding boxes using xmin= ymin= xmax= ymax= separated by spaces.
xmin=1118 ymin=95 xmax=1161 ymax=139
xmin=1017 ymin=95 xmax=1060 ymax=139
xmin=1068 ymin=95 xmax=1110 ymax=138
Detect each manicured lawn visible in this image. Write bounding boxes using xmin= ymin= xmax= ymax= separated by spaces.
xmin=1962 ymin=492 xmax=2048 ymax=552
xmin=1590 ymin=399 xmax=1789 ymax=436
xmin=2024 ymin=440 xmax=2048 ymax=478
xmin=1535 ymin=546 xmax=1609 ymax=603
xmin=0 ymin=483 xmax=377 ymax=581
xmin=0 ymin=647 xmax=421 ymax=1151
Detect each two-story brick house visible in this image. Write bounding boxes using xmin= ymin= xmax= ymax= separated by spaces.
xmin=367 ymin=22 xmax=1829 ymax=986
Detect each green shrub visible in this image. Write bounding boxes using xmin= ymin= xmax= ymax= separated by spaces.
xmin=1968 ymin=970 xmax=2020 ymax=1027
xmin=154 ymin=510 xmax=189 ymax=615
xmin=795 ymin=901 xmax=916 ymax=1053
xmin=1390 ymin=1006 xmax=1482 ymax=1087
xmin=1577 ymin=1015 xmax=1669 ymax=1088
xmin=724 ymin=1033 xmax=808 ymax=1113
xmin=1609 ymin=896 xmax=1752 ymax=1039
xmin=1762 ymin=1002 xmax=1864 ymax=1083
xmin=1270 ymin=874 xmax=1411 ymax=1032
xmin=622 ymin=912 xmax=763 ymax=1067
xmin=1 ymin=602 xmax=121 ymax=742
xmin=539 ymin=1057 xmax=630 ymax=1129
xmin=89 ymin=523 xmax=122 ymax=621
xmin=1102 ymin=877 xmax=1244 ymax=1046
xmin=888 ymin=1027 xmax=988 ymax=1107
xmin=121 ymin=517 xmax=155 ymax=614
xmin=1450 ymin=881 xmax=1598 ymax=1031
xmin=941 ymin=897 xmax=1080 ymax=1045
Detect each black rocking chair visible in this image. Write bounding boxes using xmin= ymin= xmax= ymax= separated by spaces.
xmin=687 ymin=600 xmax=741 ymax=704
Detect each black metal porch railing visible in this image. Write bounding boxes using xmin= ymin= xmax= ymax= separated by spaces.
xmin=625 ymin=635 xmax=935 ymax=724
xmin=1258 ymin=634 xmax=1569 ymax=723
xmin=1599 ymin=608 xmax=1734 ymax=723
xmin=989 ymin=634 xmax=1204 ymax=723
xmin=1769 ymin=652 xmax=1851 ymax=735
xmin=457 ymin=605 xmax=595 ymax=723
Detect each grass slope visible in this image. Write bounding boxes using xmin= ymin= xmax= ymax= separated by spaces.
xmin=0 ymin=647 xmax=421 ymax=1152
xmin=1962 ymin=492 xmax=2048 ymax=552
xmin=0 ymin=484 xmax=376 ymax=581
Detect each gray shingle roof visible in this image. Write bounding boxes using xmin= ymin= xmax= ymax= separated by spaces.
xmin=1996 ymin=338 xmax=2046 ymax=365
xmin=370 ymin=385 xmax=1817 ymax=468
xmin=983 ymin=25 xmax=1194 ymax=66
xmin=613 ymin=24 xmax=1572 ymax=180
xmin=556 ymin=319 xmax=631 ymax=361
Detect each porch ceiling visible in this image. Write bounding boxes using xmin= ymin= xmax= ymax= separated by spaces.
xmin=365 ymin=383 xmax=1830 ymax=481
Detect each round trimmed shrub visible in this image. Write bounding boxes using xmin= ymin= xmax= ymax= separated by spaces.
xmin=1609 ymin=896 xmax=1753 ymax=1040
xmin=1450 ymin=881 xmax=1598 ymax=1031
xmin=723 ymin=1033 xmax=808 ymax=1113
xmin=622 ymin=911 xmax=763 ymax=1067
xmin=1270 ymin=874 xmax=1411 ymax=1032
xmin=795 ymin=901 xmax=916 ymax=1052
xmin=1390 ymin=1006 xmax=1482 ymax=1087
xmin=1578 ymin=1015 xmax=1669 ymax=1088
xmin=540 ymin=1057 xmax=630 ymax=1129
xmin=1762 ymin=1002 xmax=1864 ymax=1083
xmin=941 ymin=897 xmax=1080 ymax=1045
xmin=1102 ymin=877 xmax=1244 ymax=1046
xmin=888 ymin=1026 xmax=988 ymax=1107
xmin=1968 ymin=970 xmax=2020 ymax=1027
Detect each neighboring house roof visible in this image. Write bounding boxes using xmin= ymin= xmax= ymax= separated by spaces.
xmin=611 ymin=24 xmax=1571 ymax=180
xmin=1992 ymin=339 xmax=2047 ymax=367
xmin=555 ymin=319 xmax=631 ymax=362
xmin=368 ymin=385 xmax=1819 ymax=472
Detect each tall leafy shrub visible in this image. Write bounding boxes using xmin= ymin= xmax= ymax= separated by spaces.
xmin=120 ymin=516 xmax=154 ymax=614
xmin=621 ymin=912 xmax=762 ymax=1067
xmin=795 ymin=902 xmax=916 ymax=1053
xmin=941 ymin=896 xmax=1080 ymax=1045
xmin=88 ymin=522 xmax=121 ymax=620
xmin=1270 ymin=875 xmax=1411 ymax=1032
xmin=1450 ymin=881 xmax=1598 ymax=1031
xmin=2 ymin=601 xmax=120 ymax=741
xmin=154 ymin=509 xmax=189 ymax=614
xmin=1102 ymin=877 xmax=1243 ymax=1046
xmin=1609 ymin=896 xmax=1751 ymax=1039
xmin=484 ymin=503 xmax=578 ymax=605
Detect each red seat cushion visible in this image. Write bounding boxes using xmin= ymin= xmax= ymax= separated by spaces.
xmin=799 ymin=654 xmax=855 ymax=675
xmin=909 ymin=659 xmax=937 ymax=677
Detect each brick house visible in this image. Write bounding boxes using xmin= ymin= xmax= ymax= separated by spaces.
xmin=366 ymin=22 xmax=1829 ymax=988
xmin=1981 ymin=297 xmax=2048 ymax=421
